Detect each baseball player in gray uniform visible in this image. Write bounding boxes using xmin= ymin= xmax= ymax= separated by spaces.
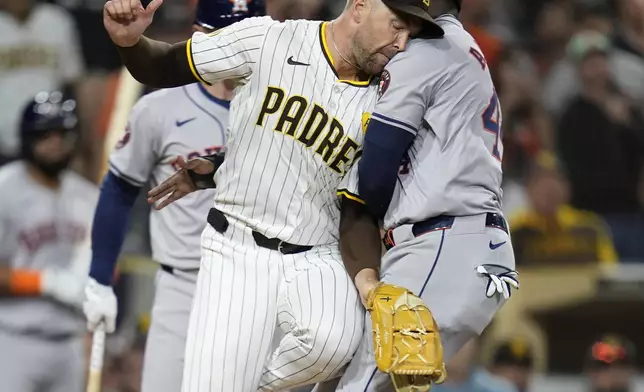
xmin=97 ymin=0 xmax=447 ymax=390
xmin=0 ymin=91 xmax=98 ymax=392
xmin=330 ymin=0 xmax=520 ymax=390
xmin=81 ymin=2 xmax=264 ymax=392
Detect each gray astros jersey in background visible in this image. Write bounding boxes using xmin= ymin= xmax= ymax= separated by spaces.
xmin=110 ymin=83 xmax=229 ymax=269
xmin=108 ymin=82 xmax=229 ymax=392
xmin=189 ymin=17 xmax=377 ymax=245
xmin=353 ymin=14 xmax=503 ymax=230
xmin=334 ymin=15 xmax=516 ymax=392
xmin=0 ymin=161 xmax=98 ymax=392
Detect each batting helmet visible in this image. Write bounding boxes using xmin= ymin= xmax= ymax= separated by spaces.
xmin=20 ymin=91 xmax=79 ymax=177
xmin=194 ymin=0 xmax=266 ymax=31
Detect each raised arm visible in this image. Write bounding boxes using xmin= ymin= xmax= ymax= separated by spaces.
xmin=104 ymin=0 xmax=273 ymax=88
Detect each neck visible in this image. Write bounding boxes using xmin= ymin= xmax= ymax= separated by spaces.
xmin=203 ymin=81 xmax=234 ymax=101
xmin=27 ymin=163 xmax=60 ymax=190
xmin=325 ymin=17 xmax=368 ymax=81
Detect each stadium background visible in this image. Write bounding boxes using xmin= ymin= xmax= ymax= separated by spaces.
xmin=2 ymin=0 xmax=644 ymax=390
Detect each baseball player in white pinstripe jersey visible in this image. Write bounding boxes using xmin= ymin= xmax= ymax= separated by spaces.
xmin=82 ymin=3 xmax=264 ymax=392
xmin=92 ymin=0 xmax=445 ymax=390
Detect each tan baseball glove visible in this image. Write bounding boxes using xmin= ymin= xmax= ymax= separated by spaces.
xmin=367 ymin=283 xmax=447 ymax=392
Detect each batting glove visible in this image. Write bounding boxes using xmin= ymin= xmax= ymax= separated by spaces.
xmin=41 ymin=269 xmax=86 ymax=309
xmin=83 ymin=277 xmax=118 ymax=333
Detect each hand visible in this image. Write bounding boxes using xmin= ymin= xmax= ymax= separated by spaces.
xmin=41 ymin=269 xmax=86 ymax=309
xmin=103 ymin=0 xmax=163 ymax=47
xmin=354 ymin=268 xmax=380 ymax=308
xmin=83 ymin=278 xmax=118 ymax=333
xmin=147 ymin=156 xmax=215 ymax=210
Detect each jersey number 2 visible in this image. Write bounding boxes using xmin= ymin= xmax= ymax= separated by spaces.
xmin=482 ymin=91 xmax=502 ymax=162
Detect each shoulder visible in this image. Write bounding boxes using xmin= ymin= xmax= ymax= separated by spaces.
xmin=0 ymin=161 xmax=26 ymax=188
xmin=129 ymin=88 xmax=189 ymax=124
xmin=136 ymin=87 xmax=187 ymax=108
xmin=64 ymin=171 xmax=99 ymax=199
xmin=32 ymin=3 xmax=75 ymax=26
xmin=228 ymin=15 xmax=281 ymax=32
xmin=281 ymin=19 xmax=322 ymax=31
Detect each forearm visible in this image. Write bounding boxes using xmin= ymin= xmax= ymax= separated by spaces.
xmin=89 ymin=172 xmax=140 ymax=285
xmin=117 ymin=36 xmax=195 ymax=88
xmin=339 ymin=199 xmax=382 ymax=282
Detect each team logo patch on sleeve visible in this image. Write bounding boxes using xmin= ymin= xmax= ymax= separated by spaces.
xmin=230 ymin=0 xmax=250 ymax=12
xmin=115 ymin=124 xmax=131 ymax=149
xmin=377 ymin=70 xmax=391 ymax=100
xmin=361 ymin=112 xmax=371 ymax=133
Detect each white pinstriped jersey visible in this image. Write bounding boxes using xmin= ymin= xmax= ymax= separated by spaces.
xmin=109 ymin=83 xmax=229 ymax=269
xmin=188 ymin=16 xmax=378 ymax=245
xmin=0 ymin=162 xmax=97 ymax=337
xmin=339 ymin=16 xmax=503 ymax=230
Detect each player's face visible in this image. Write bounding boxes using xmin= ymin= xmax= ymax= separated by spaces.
xmin=31 ymin=129 xmax=76 ymax=165
xmin=353 ymin=4 xmax=421 ymax=75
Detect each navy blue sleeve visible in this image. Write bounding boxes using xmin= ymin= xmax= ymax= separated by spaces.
xmin=89 ymin=172 xmax=141 ymax=285
xmin=358 ymin=116 xmax=415 ymax=219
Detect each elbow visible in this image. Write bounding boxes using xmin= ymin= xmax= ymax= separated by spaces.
xmin=357 ymin=180 xmax=386 ymax=209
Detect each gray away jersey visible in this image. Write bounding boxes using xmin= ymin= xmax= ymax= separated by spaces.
xmin=109 ymin=83 xmax=229 ymax=269
xmin=0 ymin=162 xmax=98 ymax=337
xmin=341 ymin=15 xmax=503 ymax=230
xmin=188 ymin=17 xmax=378 ymax=245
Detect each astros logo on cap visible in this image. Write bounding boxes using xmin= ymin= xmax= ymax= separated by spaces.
xmin=230 ymin=0 xmax=250 ymax=12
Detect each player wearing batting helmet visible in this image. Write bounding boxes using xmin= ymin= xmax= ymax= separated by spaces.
xmin=83 ymin=1 xmax=265 ymax=392
xmin=0 ymin=91 xmax=99 ymax=392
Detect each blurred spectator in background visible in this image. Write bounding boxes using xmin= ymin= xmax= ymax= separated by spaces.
xmin=557 ymin=31 xmax=644 ymax=262
xmin=584 ymin=335 xmax=637 ymax=392
xmin=487 ymin=338 xmax=535 ymax=392
xmin=510 ymin=151 xmax=618 ymax=265
xmin=611 ymin=0 xmax=644 ymax=110
xmin=543 ymin=0 xmax=644 ymax=118
xmin=542 ymin=1 xmax=613 ymax=118
xmin=432 ymin=339 xmax=518 ymax=392
xmin=0 ymin=0 xmax=84 ymax=165
xmin=460 ymin=0 xmax=505 ymax=70
xmin=530 ymin=0 xmax=575 ymax=79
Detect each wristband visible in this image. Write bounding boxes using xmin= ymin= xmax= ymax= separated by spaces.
xmin=9 ymin=270 xmax=42 ymax=295
xmin=187 ymin=151 xmax=226 ymax=189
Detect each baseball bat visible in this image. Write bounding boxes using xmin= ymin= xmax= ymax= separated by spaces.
xmin=86 ymin=323 xmax=107 ymax=392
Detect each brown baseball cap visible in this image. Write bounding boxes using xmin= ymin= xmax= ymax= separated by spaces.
xmin=382 ymin=0 xmax=445 ymax=38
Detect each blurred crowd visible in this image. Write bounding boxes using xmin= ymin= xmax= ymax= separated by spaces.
xmin=1 ymin=0 xmax=644 ymax=391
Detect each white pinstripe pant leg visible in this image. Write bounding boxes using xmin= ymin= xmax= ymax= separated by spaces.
xmin=182 ymin=225 xmax=282 ymax=392
xmin=258 ymin=245 xmax=364 ymax=391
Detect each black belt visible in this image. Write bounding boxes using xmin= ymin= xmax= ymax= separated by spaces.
xmin=160 ymin=264 xmax=199 ymax=275
xmin=207 ymin=208 xmax=312 ymax=255
xmin=383 ymin=212 xmax=508 ymax=250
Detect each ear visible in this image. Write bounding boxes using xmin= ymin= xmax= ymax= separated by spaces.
xmin=351 ymin=0 xmax=368 ymax=24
